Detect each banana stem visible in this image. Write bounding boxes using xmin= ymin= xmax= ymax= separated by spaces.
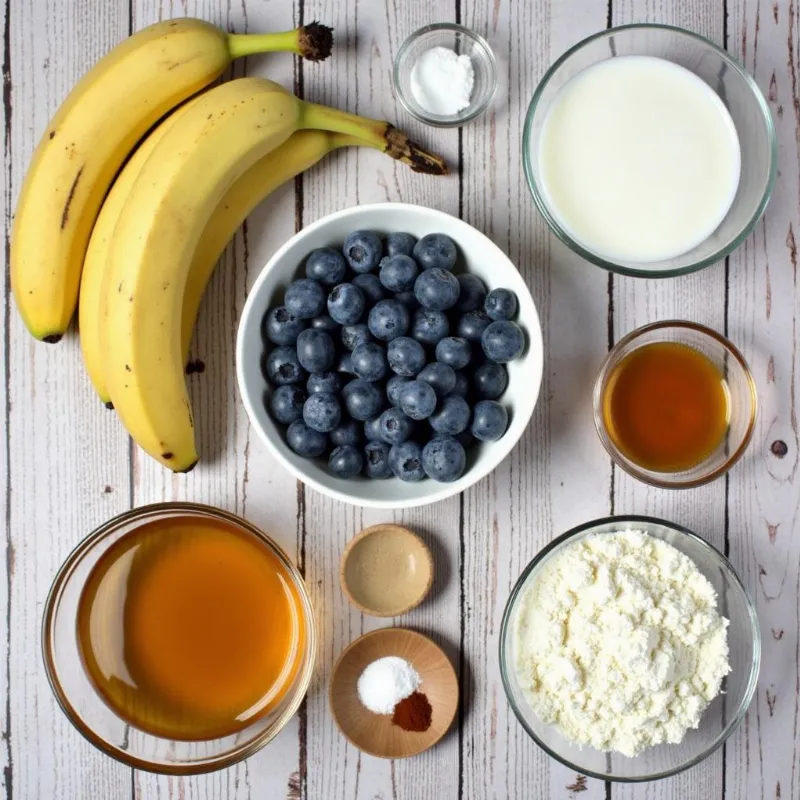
xmin=228 ymin=23 xmax=333 ymax=62
xmin=300 ymin=102 xmax=449 ymax=175
xmin=327 ymin=132 xmax=382 ymax=151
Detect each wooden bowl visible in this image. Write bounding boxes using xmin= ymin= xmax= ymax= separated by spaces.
xmin=339 ymin=524 xmax=434 ymax=617
xmin=329 ymin=628 xmax=458 ymax=758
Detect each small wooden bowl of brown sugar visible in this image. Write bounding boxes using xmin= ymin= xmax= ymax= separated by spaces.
xmin=329 ymin=628 xmax=459 ymax=758
xmin=340 ymin=524 xmax=434 ymax=617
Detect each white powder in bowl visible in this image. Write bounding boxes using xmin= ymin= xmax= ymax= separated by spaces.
xmin=513 ymin=529 xmax=731 ymax=757
xmin=357 ymin=656 xmax=420 ymax=715
xmin=409 ymin=46 xmax=475 ymax=116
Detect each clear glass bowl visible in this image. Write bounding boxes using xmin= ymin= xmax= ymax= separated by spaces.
xmin=42 ymin=503 xmax=316 ymax=775
xmin=593 ymin=321 xmax=757 ymax=488
xmin=523 ymin=24 xmax=776 ymax=277
xmin=393 ymin=23 xmax=497 ymax=127
xmin=499 ymin=515 xmax=761 ymax=782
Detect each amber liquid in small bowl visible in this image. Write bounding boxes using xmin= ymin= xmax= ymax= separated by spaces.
xmin=77 ymin=515 xmax=306 ymax=741
xmin=602 ymin=341 xmax=730 ymax=472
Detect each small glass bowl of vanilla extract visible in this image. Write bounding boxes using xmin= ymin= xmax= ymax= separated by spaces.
xmin=42 ymin=503 xmax=315 ymax=775
xmin=593 ymin=321 xmax=757 ymax=488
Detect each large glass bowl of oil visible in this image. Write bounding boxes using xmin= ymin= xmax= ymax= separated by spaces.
xmin=42 ymin=503 xmax=315 ymax=774
xmin=593 ymin=320 xmax=757 ymax=488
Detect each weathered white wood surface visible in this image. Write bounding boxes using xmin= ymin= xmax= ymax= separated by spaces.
xmin=2 ymin=0 xmax=798 ymax=798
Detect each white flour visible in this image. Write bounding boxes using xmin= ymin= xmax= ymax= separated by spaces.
xmin=513 ymin=529 xmax=731 ymax=756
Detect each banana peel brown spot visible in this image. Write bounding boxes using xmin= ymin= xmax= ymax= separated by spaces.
xmin=48 ymin=130 xmax=55 ymax=140
xmin=60 ymin=165 xmax=84 ymax=229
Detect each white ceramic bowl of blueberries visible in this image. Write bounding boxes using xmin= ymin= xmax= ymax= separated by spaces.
xmin=236 ymin=203 xmax=544 ymax=509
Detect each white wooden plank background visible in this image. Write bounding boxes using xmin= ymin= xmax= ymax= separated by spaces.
xmin=1 ymin=0 xmax=798 ymax=798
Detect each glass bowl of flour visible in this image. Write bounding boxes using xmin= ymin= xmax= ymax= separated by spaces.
xmin=499 ymin=515 xmax=760 ymax=781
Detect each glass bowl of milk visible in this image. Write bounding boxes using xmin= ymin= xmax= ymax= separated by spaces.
xmin=524 ymin=24 xmax=776 ymax=277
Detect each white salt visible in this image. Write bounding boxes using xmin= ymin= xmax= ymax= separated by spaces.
xmin=410 ymin=46 xmax=474 ymax=116
xmin=357 ymin=656 xmax=421 ymax=715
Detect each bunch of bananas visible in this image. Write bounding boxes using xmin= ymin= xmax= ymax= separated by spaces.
xmin=10 ymin=17 xmax=447 ymax=474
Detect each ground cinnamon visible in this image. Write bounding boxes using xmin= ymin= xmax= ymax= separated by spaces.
xmin=392 ymin=691 xmax=432 ymax=732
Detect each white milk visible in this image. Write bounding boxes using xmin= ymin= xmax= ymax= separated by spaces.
xmin=537 ymin=55 xmax=741 ymax=265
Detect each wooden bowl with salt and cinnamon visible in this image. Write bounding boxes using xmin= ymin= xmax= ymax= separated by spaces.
xmin=329 ymin=628 xmax=459 ymax=759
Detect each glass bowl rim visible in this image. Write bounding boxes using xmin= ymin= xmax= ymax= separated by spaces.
xmin=522 ymin=22 xmax=778 ymax=278
xmin=592 ymin=320 xmax=758 ymax=489
xmin=41 ymin=501 xmax=316 ymax=776
xmin=498 ymin=514 xmax=762 ymax=783
xmin=393 ymin=22 xmax=498 ymax=128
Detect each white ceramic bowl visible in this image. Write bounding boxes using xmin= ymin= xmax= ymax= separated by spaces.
xmin=236 ymin=203 xmax=544 ymax=509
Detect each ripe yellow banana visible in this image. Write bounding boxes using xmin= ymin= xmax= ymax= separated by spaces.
xmin=79 ymin=99 xmax=201 ymax=407
xmin=80 ymin=125 xmax=372 ymax=407
xmin=102 ymin=76 xmax=447 ymax=472
xmin=11 ymin=18 xmax=332 ymax=342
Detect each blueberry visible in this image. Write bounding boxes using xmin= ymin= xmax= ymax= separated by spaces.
xmin=302 ymin=392 xmax=341 ymax=433
xmin=395 ymin=290 xmax=421 ymax=312
xmin=413 ymin=233 xmax=458 ymax=271
xmin=449 ymin=370 xmax=470 ymax=399
xmin=471 ymin=400 xmax=508 ymax=441
xmin=364 ymin=415 xmax=384 ymax=442
xmin=337 ymin=352 xmax=355 ymax=374
xmin=341 ymin=323 xmax=373 ymax=351
xmin=388 ymin=441 xmax=426 ymax=482
xmin=265 ymin=346 xmax=306 ymax=385
xmin=342 ymin=379 xmax=385 ymax=421
xmin=386 ymin=232 xmax=417 ymax=258
xmin=263 ymin=306 xmax=307 ymax=345
xmin=285 ymin=278 xmax=326 ymax=319
xmin=411 ymin=309 xmax=449 ymax=346
xmin=429 ymin=395 xmax=471 ymax=436
xmin=364 ymin=441 xmax=393 ymax=479
xmin=422 ymin=436 xmax=466 ymax=482
xmin=387 ymin=375 xmax=413 ymax=406
xmin=473 ymin=362 xmax=508 ymax=399
xmin=435 ymin=336 xmax=472 ymax=370
xmin=456 ymin=274 xmax=487 ymax=312
xmin=481 ymin=320 xmax=525 ymax=363
xmin=457 ymin=309 xmax=492 ymax=342
xmin=352 ymin=342 xmax=388 ymax=382
xmin=305 ymin=247 xmax=347 ymax=286
xmin=368 ymin=299 xmax=410 ymax=341
xmin=378 ymin=407 xmax=415 ymax=445
xmin=327 ymin=283 xmax=366 ymax=326
xmin=414 ymin=267 xmax=460 ymax=311
xmin=330 ymin=417 xmax=362 ymax=447
xmin=328 ymin=444 xmax=363 ymax=478
xmin=387 ymin=336 xmax=426 ymax=377
xmin=353 ymin=273 xmax=386 ymax=307
xmin=306 ymin=371 xmax=343 ymax=395
xmin=398 ymin=380 xmax=437 ymax=421
xmin=484 ymin=288 xmax=518 ymax=321
xmin=295 ymin=329 xmax=336 ymax=374
xmin=343 ymin=230 xmax=382 ymax=273
xmin=379 ymin=254 xmax=418 ymax=292
xmin=286 ymin=420 xmax=327 ymax=458
xmin=310 ymin=314 xmax=340 ymax=334
xmin=269 ymin=385 xmax=307 ymax=425
xmin=417 ymin=362 xmax=456 ymax=397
